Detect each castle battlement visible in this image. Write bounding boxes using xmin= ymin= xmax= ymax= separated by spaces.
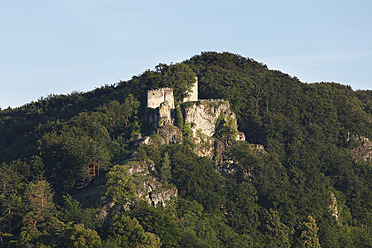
xmin=147 ymin=88 xmax=175 ymax=109
xmin=147 ymin=77 xmax=198 ymax=109
xmin=147 ymin=77 xmax=198 ymax=129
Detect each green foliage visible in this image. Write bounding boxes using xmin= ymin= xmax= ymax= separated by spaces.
xmin=225 ymin=179 xmax=259 ymax=234
xmin=60 ymin=194 xmax=103 ymax=230
xmin=162 ymin=63 xmax=196 ymax=102
xmin=63 ymin=223 xmax=102 ymax=248
xmin=298 ymin=216 xmax=321 ymax=248
xmin=22 ymin=180 xmax=56 ymax=230
xmin=261 ymin=209 xmax=291 ymax=247
xmin=214 ymin=112 xmax=238 ymax=141
xmin=175 ymin=105 xmax=184 ymax=130
xmin=130 ymin=201 xmax=181 ymax=247
xmin=159 ymin=152 xmax=172 ymax=184
xmin=107 ymin=214 xmax=161 ymax=247
xmin=97 ymin=96 xmax=140 ymax=138
xmin=167 ymin=145 xmax=223 ymax=212
xmin=182 ymin=123 xmax=193 ymax=144
xmin=0 ymin=161 xmax=24 ymax=237
xmin=0 ymin=51 xmax=371 ymax=246
xmin=106 ymin=164 xmax=136 ymax=206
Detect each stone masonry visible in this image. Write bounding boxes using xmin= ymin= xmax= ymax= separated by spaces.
xmin=147 ymin=88 xmax=175 ymax=109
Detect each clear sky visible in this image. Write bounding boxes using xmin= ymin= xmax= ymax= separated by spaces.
xmin=1 ymin=0 xmax=371 ymax=108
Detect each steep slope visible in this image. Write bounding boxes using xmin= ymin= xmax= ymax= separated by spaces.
xmin=0 ymin=52 xmax=371 ymax=247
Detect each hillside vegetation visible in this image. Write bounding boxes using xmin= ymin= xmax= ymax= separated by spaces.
xmin=0 ymin=52 xmax=371 ymax=247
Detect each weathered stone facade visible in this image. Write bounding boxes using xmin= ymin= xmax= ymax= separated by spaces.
xmin=147 ymin=77 xmax=199 ymax=129
xmin=147 ymin=88 xmax=174 ymax=109
xmin=146 ymin=77 xmax=198 ymax=110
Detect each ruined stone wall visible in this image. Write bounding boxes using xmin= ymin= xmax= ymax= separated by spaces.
xmin=147 ymin=88 xmax=174 ymax=109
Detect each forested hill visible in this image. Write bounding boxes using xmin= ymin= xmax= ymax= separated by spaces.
xmin=0 ymin=52 xmax=371 ymax=247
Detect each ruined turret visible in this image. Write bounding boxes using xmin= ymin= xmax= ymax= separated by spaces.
xmin=147 ymin=88 xmax=174 ymax=109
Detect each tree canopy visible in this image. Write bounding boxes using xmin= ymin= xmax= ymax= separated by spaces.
xmin=0 ymin=52 xmax=371 ymax=247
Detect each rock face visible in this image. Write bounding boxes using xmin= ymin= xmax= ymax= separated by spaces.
xmin=148 ymin=101 xmax=175 ymax=129
xmin=140 ymin=125 xmax=182 ymax=146
xmin=192 ymin=129 xmax=214 ymax=157
xmin=346 ymin=134 xmax=372 ymax=163
xmin=126 ymin=159 xmax=178 ymax=207
xmin=142 ymin=99 xmax=251 ymax=183
xmin=329 ymin=192 xmax=339 ymax=221
xmin=236 ymin=131 xmax=246 ymax=141
xmin=139 ymin=178 xmax=178 ymax=207
xmin=182 ymin=100 xmax=240 ymax=138
xmin=181 ymin=100 xmax=246 ymax=158
xmin=126 ymin=159 xmax=156 ymax=175
xmin=146 ymin=100 xmax=245 ymax=153
xmin=156 ymin=125 xmax=182 ymax=145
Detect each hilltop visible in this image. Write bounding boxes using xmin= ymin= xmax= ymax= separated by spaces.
xmin=0 ymin=52 xmax=371 ymax=247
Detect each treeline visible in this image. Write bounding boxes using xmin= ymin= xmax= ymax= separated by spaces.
xmin=0 ymin=52 xmax=371 ymax=247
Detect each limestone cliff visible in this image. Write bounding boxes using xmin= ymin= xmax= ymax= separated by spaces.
xmin=133 ymin=99 xmax=257 ymax=205
xmin=346 ymin=134 xmax=372 ymax=163
xmin=182 ymin=100 xmax=237 ymax=137
xmin=329 ymin=192 xmax=339 ymax=222
xmin=148 ymin=101 xmax=175 ymax=129
xmin=126 ymin=159 xmax=177 ymax=207
xmin=181 ymin=100 xmax=245 ymax=158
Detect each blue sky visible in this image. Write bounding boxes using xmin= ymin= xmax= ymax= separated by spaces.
xmin=1 ymin=0 xmax=371 ymax=108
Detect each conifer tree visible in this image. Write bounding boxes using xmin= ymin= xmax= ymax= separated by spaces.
xmin=160 ymin=152 xmax=172 ymax=184
xmin=299 ymin=216 xmax=321 ymax=248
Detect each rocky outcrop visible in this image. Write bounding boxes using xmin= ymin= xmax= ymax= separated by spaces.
xmin=236 ymin=131 xmax=246 ymax=141
xmin=148 ymin=101 xmax=175 ymax=129
xmin=126 ymin=159 xmax=155 ymax=175
xmin=182 ymin=100 xmax=238 ymax=137
xmin=181 ymin=100 xmax=246 ymax=159
xmin=145 ymin=100 xmax=245 ymax=151
xmin=142 ymin=99 xmax=252 ymax=180
xmin=192 ymin=129 xmax=214 ymax=157
xmin=140 ymin=125 xmax=182 ymax=146
xmin=138 ymin=178 xmax=178 ymax=207
xmin=126 ymin=159 xmax=177 ymax=207
xmin=158 ymin=101 xmax=175 ymax=127
xmin=346 ymin=134 xmax=372 ymax=163
xmin=156 ymin=125 xmax=182 ymax=145
xmin=329 ymin=192 xmax=339 ymax=221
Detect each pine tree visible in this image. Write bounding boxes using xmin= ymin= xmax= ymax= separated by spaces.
xmin=175 ymin=105 xmax=184 ymax=130
xmin=160 ymin=152 xmax=172 ymax=184
xmin=299 ymin=216 xmax=321 ymax=248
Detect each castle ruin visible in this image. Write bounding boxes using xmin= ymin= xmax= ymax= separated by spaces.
xmin=147 ymin=77 xmax=198 ymax=109
xmin=147 ymin=77 xmax=198 ymax=129
xmin=147 ymin=88 xmax=175 ymax=109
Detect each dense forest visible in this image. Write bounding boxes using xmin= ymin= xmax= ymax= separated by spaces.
xmin=0 ymin=52 xmax=371 ymax=247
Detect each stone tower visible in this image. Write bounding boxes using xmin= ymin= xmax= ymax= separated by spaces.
xmin=183 ymin=76 xmax=198 ymax=103
xmin=146 ymin=76 xmax=198 ymax=129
